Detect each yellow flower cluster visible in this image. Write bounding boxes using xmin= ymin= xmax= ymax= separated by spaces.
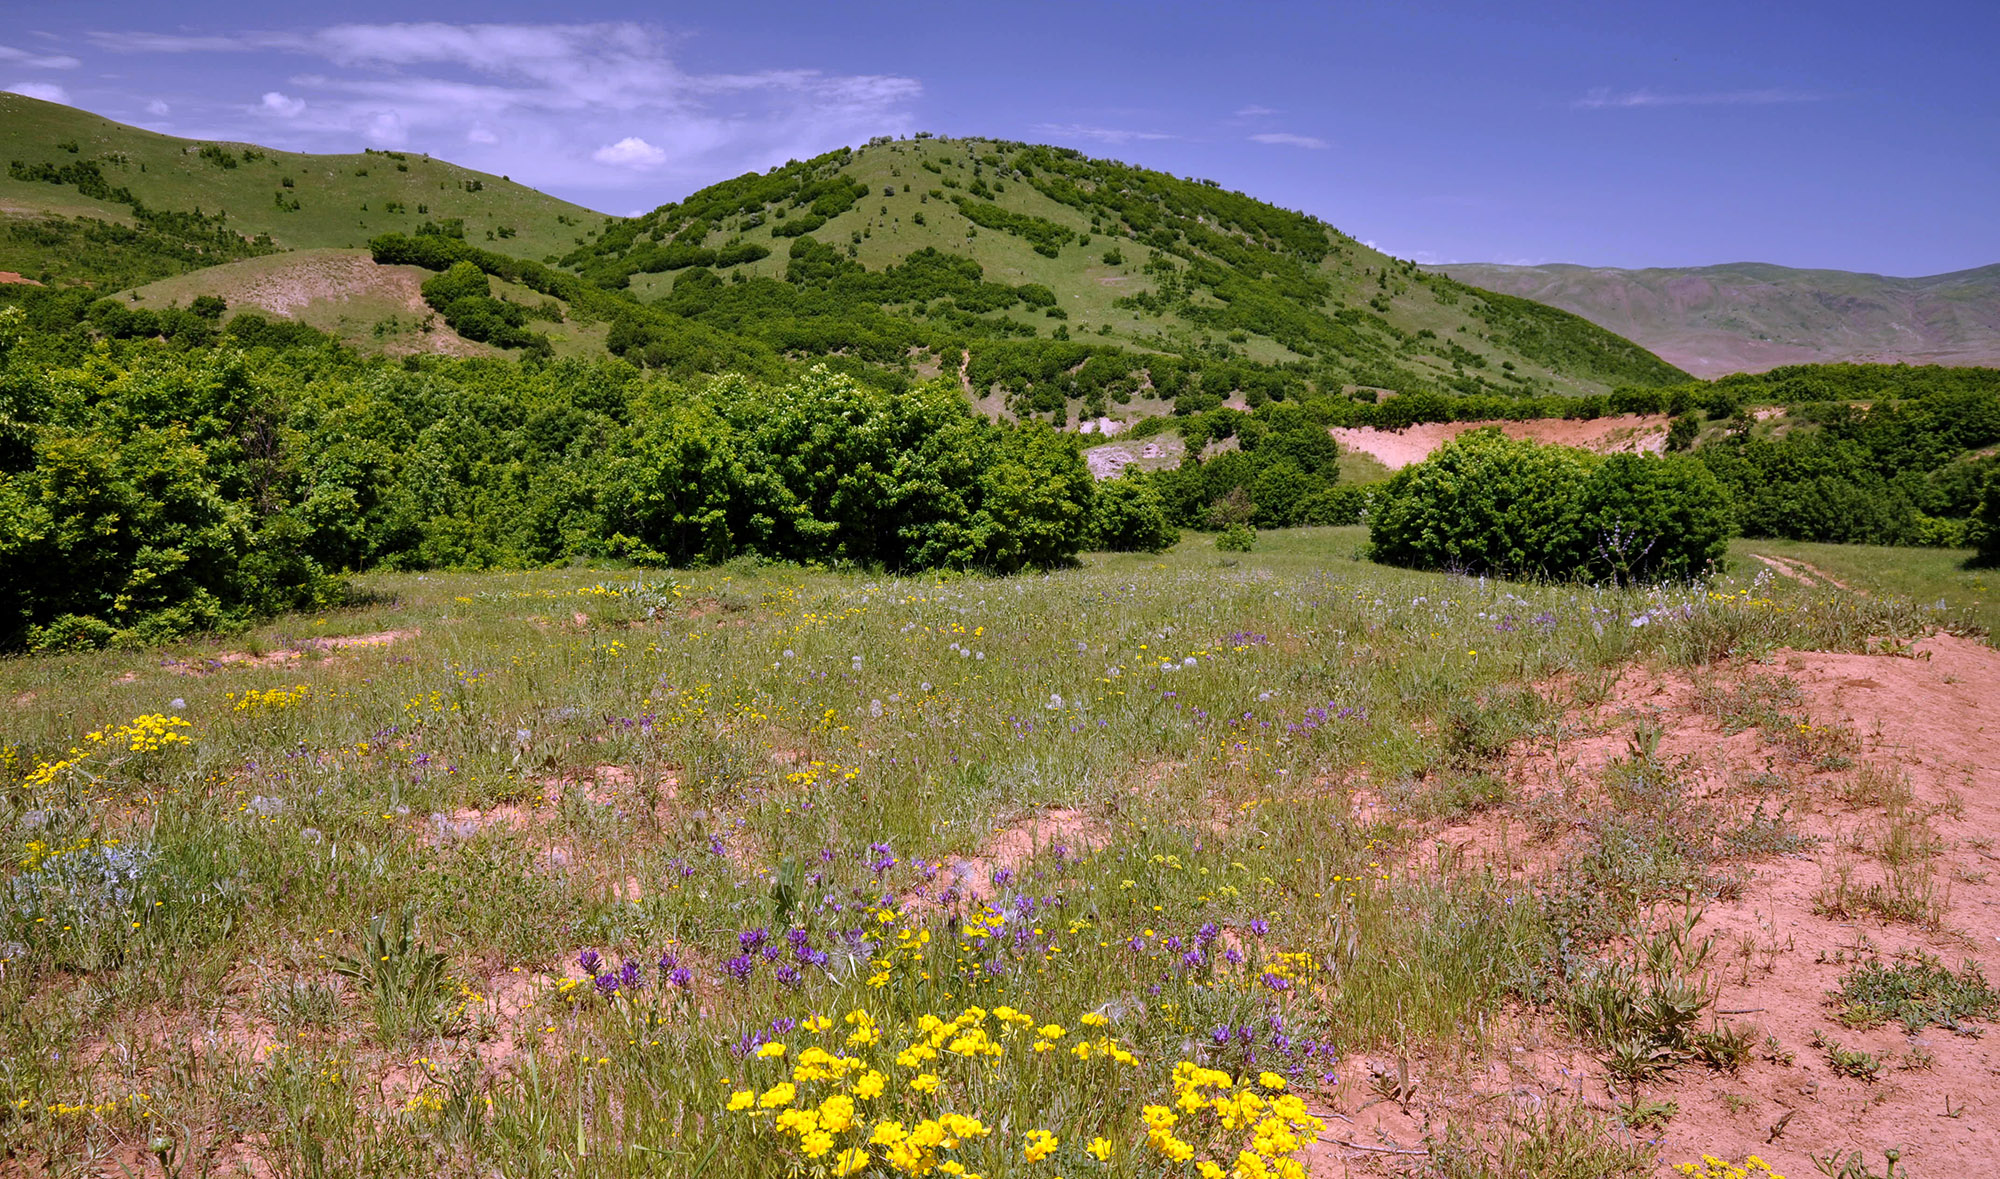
xmin=20 ymin=714 xmax=193 ymax=786
xmin=227 ymin=684 xmax=310 ymax=713
xmin=1143 ymin=1061 xmax=1323 ymax=1179
xmin=98 ymin=714 xmax=193 ymax=754
xmin=1675 ymin=1155 xmax=1786 ymax=1179
xmin=724 ymin=1003 xmax=1138 ymax=1176
xmin=18 ymin=834 xmax=114 ymax=871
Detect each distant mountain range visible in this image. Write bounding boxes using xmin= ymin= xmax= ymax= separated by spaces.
xmin=1432 ymin=261 xmax=2000 ymax=377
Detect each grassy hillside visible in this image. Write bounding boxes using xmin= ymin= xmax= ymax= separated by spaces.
xmin=547 ymin=137 xmax=1686 ymax=416
xmin=1436 ymin=260 xmax=2000 ymax=377
xmin=2 ymin=99 xmax=1692 ymax=408
xmin=0 ymin=93 xmax=602 ymax=285
xmin=122 ymin=249 xmax=612 ymax=360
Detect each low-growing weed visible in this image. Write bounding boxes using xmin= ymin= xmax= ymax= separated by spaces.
xmin=1430 ymin=1102 xmax=1657 ymax=1179
xmin=1811 ymin=1032 xmax=1887 ymax=1082
xmin=1810 ymin=1147 xmax=1904 ymax=1178
xmin=330 ymin=908 xmax=451 ymax=1041
xmin=1832 ymin=951 xmax=2000 ymax=1034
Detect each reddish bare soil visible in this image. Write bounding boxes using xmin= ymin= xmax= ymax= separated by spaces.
xmin=1330 ymin=415 xmax=1672 ymax=471
xmin=1318 ymin=634 xmax=2000 ymax=1176
xmin=164 ymin=629 xmax=418 ymax=674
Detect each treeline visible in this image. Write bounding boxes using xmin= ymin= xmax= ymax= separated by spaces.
xmin=1692 ymin=382 xmax=2000 ymax=548
xmin=1102 ymin=365 xmax=2000 ymax=551
xmin=0 ymin=312 xmax=1175 ymax=651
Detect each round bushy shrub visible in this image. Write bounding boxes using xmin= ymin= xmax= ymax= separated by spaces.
xmin=1215 ymin=523 xmax=1256 ymax=552
xmin=1576 ymin=452 xmax=1735 ymax=583
xmin=1085 ymin=473 xmax=1178 ymax=553
xmin=1368 ymin=430 xmax=1594 ymax=577
xmin=1368 ymin=429 xmax=1733 ymax=583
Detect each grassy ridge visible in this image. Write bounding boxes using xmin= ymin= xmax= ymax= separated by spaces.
xmin=562 ymin=137 xmax=1687 ymax=407
xmin=0 ymin=93 xmax=601 ymax=281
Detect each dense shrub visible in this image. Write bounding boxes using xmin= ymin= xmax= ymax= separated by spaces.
xmin=0 ymin=335 xmax=1098 ymax=649
xmin=1215 ymin=524 xmax=1256 ymax=552
xmin=1978 ymin=469 xmax=2000 ymax=566
xmin=1084 ymin=472 xmax=1178 ymax=552
xmin=1368 ymin=430 xmax=1733 ymax=582
xmin=0 ymin=327 xmax=341 ymax=649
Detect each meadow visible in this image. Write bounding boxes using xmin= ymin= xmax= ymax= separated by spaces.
xmin=3 ymin=527 xmax=1986 ymax=1179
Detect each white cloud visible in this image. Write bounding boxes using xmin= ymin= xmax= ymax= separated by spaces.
xmin=146 ymin=98 xmax=170 ymax=115
xmin=592 ymin=136 xmax=667 ymax=168
xmin=1234 ymin=104 xmax=1278 ymax=117
xmin=5 ymin=81 xmax=69 ymax=104
xmin=260 ymin=90 xmax=306 ymax=117
xmin=364 ymin=111 xmax=408 ymax=146
xmin=1249 ymin=131 xmax=1328 ymax=149
xmin=86 ymin=22 xmax=923 ymax=204
xmin=1032 ymin=122 xmax=1176 ymax=146
xmin=1574 ymin=87 xmax=1823 ymax=109
xmin=0 ymin=44 xmax=80 ymax=69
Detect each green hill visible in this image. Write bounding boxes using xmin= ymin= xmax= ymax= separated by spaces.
xmin=1434 ymin=260 xmax=2000 ymax=377
xmin=542 ymin=136 xmax=1687 ymax=417
xmin=0 ymin=92 xmax=602 ymax=287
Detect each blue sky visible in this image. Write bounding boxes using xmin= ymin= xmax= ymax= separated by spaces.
xmin=6 ymin=1 xmax=1996 ymax=275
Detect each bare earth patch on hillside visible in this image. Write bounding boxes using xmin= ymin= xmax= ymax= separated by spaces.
xmin=1321 ymin=633 xmax=2000 ymax=1177
xmin=1328 ymin=414 xmax=1672 ymax=471
xmin=1084 ymin=436 xmax=1185 ymax=478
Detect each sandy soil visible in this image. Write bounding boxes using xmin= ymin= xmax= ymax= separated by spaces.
xmin=1329 ymin=415 xmax=1673 ymax=471
xmin=0 ymin=270 xmax=42 ymax=285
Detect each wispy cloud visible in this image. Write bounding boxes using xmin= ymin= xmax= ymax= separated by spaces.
xmin=1234 ymin=104 xmax=1278 ymax=118
xmin=0 ymin=44 xmax=80 ymax=69
xmin=1574 ymin=86 xmax=1824 ymax=109
xmin=1032 ymin=121 xmax=1176 ymax=146
xmin=86 ymin=22 xmax=922 ymax=205
xmin=1249 ymin=131 xmax=1327 ymax=149
xmin=6 ymin=82 xmax=70 ymax=103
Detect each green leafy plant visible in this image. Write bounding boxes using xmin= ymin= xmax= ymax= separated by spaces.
xmin=331 ymin=907 xmax=450 ymax=1041
xmin=1833 ymin=951 xmax=1999 ymax=1034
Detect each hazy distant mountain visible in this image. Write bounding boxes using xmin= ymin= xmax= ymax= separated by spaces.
xmin=1433 ymin=261 xmax=2000 ymax=377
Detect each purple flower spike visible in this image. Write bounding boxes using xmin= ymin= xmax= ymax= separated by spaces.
xmin=578 ymin=949 xmax=602 ymax=976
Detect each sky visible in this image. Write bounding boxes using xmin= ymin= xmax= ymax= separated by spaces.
xmin=5 ymin=1 xmax=1996 ymax=275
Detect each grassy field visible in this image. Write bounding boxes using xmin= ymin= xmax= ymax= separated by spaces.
xmin=1729 ymin=537 xmax=1997 ymax=636
xmin=0 ymin=93 xmax=602 ymax=266
xmin=2 ymin=526 xmax=1978 ymax=1177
